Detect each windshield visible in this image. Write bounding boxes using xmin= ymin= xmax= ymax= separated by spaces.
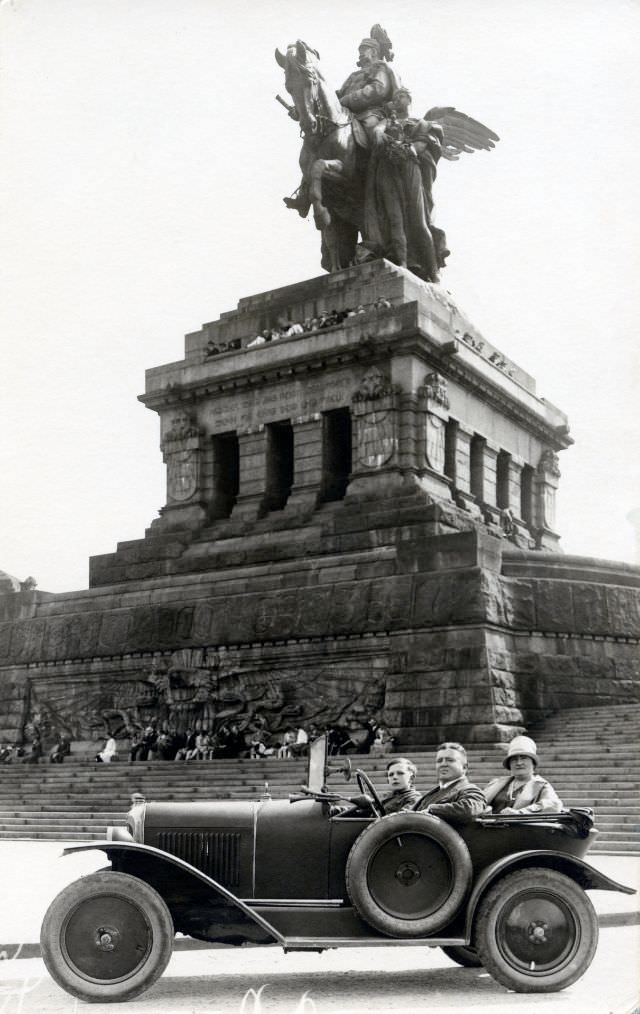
xmin=307 ymin=734 xmax=327 ymax=792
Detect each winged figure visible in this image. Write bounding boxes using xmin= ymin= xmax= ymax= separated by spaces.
xmin=424 ymin=107 xmax=500 ymax=161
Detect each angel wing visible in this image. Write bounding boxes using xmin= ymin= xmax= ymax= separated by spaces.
xmin=423 ymin=106 xmax=499 ymax=161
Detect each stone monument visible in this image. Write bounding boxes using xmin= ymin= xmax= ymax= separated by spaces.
xmin=1 ymin=26 xmax=639 ymax=755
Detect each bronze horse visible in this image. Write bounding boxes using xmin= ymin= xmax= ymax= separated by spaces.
xmin=276 ymin=40 xmax=365 ymax=272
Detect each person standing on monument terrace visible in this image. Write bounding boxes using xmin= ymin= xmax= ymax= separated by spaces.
xmin=484 ymin=735 xmax=563 ymax=814
xmin=414 ymin=742 xmax=487 ymax=825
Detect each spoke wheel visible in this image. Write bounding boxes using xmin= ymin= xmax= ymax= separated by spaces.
xmin=474 ymin=867 xmax=598 ymax=993
xmin=41 ymin=871 xmax=174 ymax=1002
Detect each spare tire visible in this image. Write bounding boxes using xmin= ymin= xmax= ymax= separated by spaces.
xmin=345 ymin=812 xmax=472 ymax=938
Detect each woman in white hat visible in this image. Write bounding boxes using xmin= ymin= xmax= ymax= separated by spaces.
xmin=484 ymin=735 xmax=563 ymax=814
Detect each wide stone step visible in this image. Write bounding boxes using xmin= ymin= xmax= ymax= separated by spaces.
xmin=590 ymin=847 xmax=640 ymax=855
xmin=0 ymin=817 xmax=125 ymax=827
xmin=0 ymin=810 xmax=127 ymax=820
xmin=4 ymin=763 xmax=639 ymax=779
xmin=0 ymin=830 xmax=100 ymax=841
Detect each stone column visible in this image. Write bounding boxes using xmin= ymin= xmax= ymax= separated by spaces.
xmin=503 ymin=456 xmax=534 ymax=546
xmin=157 ymin=408 xmax=207 ymax=530
xmin=229 ymin=425 xmax=268 ymax=525
xmin=453 ymin=423 xmax=482 ymax=517
xmin=534 ymin=449 xmax=562 ymax=550
xmin=283 ymin=413 xmax=323 ymax=518
xmin=481 ymin=440 xmax=502 ymax=526
xmin=507 ymin=456 xmax=522 ymax=512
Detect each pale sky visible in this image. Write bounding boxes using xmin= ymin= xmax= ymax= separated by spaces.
xmin=1 ymin=0 xmax=639 ymax=592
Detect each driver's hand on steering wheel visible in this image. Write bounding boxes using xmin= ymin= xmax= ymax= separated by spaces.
xmin=348 ymin=794 xmax=374 ymax=809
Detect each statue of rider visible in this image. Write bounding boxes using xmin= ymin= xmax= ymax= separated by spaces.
xmin=337 ymin=27 xmax=402 ymax=145
xmin=284 ymin=25 xmax=402 ymax=217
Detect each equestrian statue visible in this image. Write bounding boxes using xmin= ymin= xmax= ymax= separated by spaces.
xmin=275 ymin=25 xmax=499 ymax=282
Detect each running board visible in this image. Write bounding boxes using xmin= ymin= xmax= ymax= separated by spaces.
xmin=282 ymin=936 xmax=467 ymax=950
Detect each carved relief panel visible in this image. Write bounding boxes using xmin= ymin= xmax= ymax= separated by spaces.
xmin=418 ymin=372 xmax=450 ymax=474
xmin=161 ymin=409 xmax=202 ymax=505
xmin=351 ymin=367 xmax=398 ymax=469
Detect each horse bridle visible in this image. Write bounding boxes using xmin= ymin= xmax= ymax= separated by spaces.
xmin=288 ymin=54 xmax=350 ymax=138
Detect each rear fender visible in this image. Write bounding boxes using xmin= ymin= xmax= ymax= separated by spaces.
xmin=464 ymin=849 xmax=636 ymax=939
xmin=61 ymin=841 xmax=284 ymax=944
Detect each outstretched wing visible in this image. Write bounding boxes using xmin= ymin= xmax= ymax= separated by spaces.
xmin=423 ymin=106 xmax=499 ymax=161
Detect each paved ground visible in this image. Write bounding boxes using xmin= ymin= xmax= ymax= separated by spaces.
xmin=1 ymin=926 xmax=639 ymax=1013
xmin=1 ymin=840 xmax=638 ymax=955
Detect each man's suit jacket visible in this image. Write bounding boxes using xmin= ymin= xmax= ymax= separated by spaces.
xmin=415 ymin=775 xmax=487 ymax=825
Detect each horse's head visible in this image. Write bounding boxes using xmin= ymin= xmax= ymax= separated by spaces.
xmin=275 ymin=40 xmax=322 ymax=135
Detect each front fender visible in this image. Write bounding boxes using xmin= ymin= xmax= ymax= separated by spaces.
xmin=61 ymin=841 xmax=284 ymax=944
xmin=464 ymin=849 xmax=636 ymax=938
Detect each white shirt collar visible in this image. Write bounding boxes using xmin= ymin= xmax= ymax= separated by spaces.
xmin=438 ymin=775 xmax=464 ymax=790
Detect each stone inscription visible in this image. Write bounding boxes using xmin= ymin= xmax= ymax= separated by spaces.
xmin=205 ymin=378 xmax=351 ymax=433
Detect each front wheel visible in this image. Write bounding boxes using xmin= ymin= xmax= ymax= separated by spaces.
xmin=474 ymin=867 xmax=598 ymax=993
xmin=40 ymin=871 xmax=174 ymax=1002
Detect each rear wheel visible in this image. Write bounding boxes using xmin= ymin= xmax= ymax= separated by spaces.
xmin=41 ymin=871 xmax=174 ymax=1002
xmin=441 ymin=944 xmax=483 ymax=968
xmin=474 ymin=867 xmax=598 ymax=993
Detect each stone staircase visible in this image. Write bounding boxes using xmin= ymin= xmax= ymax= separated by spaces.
xmin=0 ymin=703 xmax=638 ymax=853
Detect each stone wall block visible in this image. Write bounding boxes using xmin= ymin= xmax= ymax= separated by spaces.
xmin=492 ymin=683 xmax=518 ymax=708
xmin=386 ymin=688 xmax=447 ymax=709
xmin=365 ymin=576 xmax=414 ymax=631
xmin=493 ymin=704 xmax=525 ymax=725
xmin=413 ymin=571 xmax=485 ymax=626
xmin=327 ymin=582 xmax=371 ymax=635
xmin=0 ymin=669 xmax=30 ymax=741
xmin=295 ymin=587 xmax=333 ymax=637
xmin=500 ymin=579 xmax=536 ymax=629
xmin=7 ymin=619 xmax=47 ymax=663
xmin=387 ymin=671 xmax=445 ymax=693
xmin=576 ymin=655 xmax=615 ymax=681
xmin=490 ymin=668 xmax=518 ymax=692
xmin=509 ymin=651 xmax=539 ymax=675
xmin=541 ymin=654 xmax=580 ymax=679
xmin=606 ymin=586 xmax=640 ymax=638
xmin=572 ymin=583 xmax=610 ymax=635
xmin=535 ymin=581 xmax=574 ymax=631
xmin=613 ymin=658 xmax=640 ymax=682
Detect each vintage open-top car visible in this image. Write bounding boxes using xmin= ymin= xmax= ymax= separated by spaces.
xmin=41 ymin=736 xmax=635 ymax=1002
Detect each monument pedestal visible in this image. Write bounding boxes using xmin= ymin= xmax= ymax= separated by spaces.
xmin=4 ymin=261 xmax=638 ymax=753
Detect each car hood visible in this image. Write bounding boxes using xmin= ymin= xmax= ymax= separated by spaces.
xmin=143 ymin=799 xmax=259 ymax=832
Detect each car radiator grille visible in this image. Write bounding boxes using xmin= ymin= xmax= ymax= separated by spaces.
xmin=157 ymin=831 xmax=241 ymax=885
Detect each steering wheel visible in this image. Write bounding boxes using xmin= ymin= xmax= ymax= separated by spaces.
xmin=355 ymin=769 xmax=385 ymax=818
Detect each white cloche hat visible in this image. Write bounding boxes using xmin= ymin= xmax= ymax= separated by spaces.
xmin=503 ymin=734 xmax=538 ymax=769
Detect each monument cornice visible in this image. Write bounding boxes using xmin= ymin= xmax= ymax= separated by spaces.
xmin=140 ymin=315 xmax=570 ymax=449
